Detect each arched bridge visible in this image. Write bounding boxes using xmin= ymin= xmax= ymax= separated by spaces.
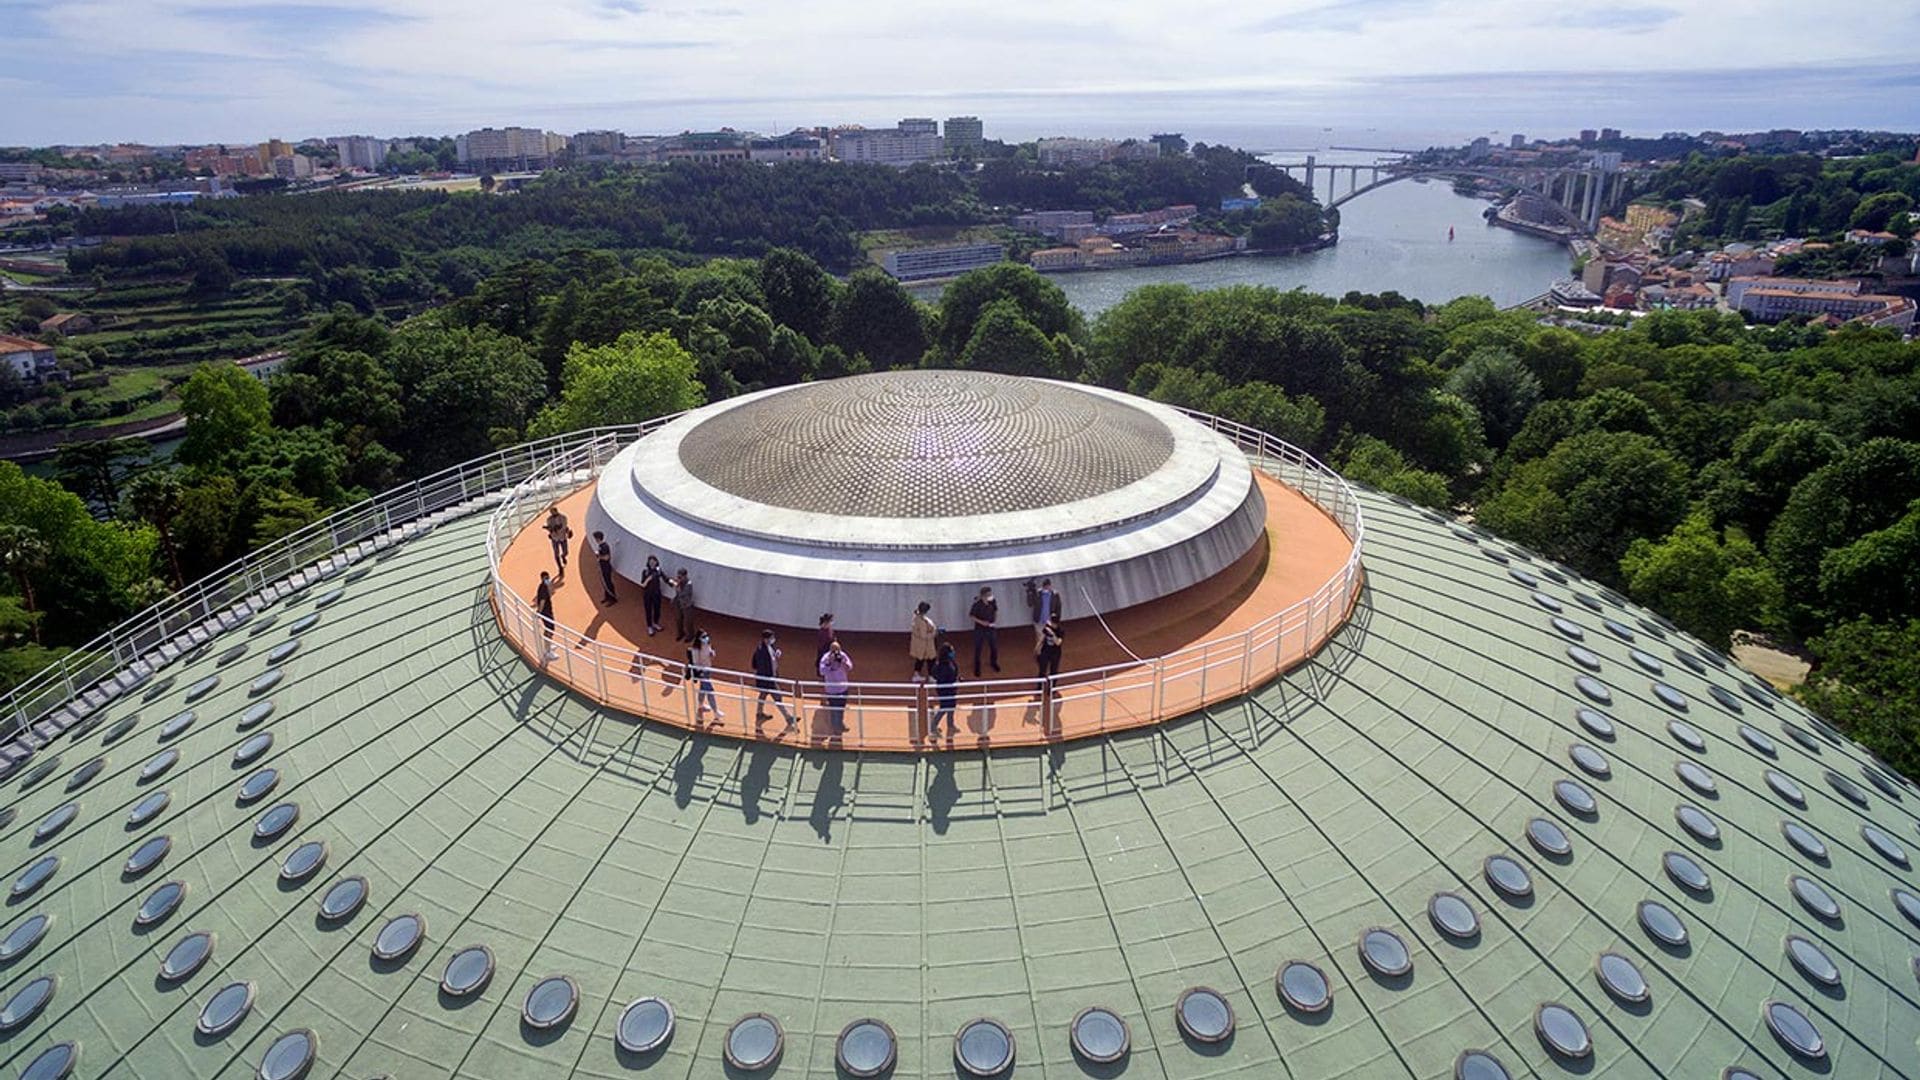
xmin=1328 ymin=167 xmax=1591 ymax=232
xmin=1270 ymin=157 xmax=1623 ymax=238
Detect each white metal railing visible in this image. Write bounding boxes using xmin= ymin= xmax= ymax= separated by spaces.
xmin=483 ymin=411 xmax=1366 ymax=750
xmin=0 ymin=423 xmax=668 ymax=742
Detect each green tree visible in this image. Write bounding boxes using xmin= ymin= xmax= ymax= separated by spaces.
xmin=1816 ymin=500 xmax=1920 ymax=624
xmin=1478 ymin=431 xmax=1689 ymax=582
xmin=830 ymin=269 xmax=929 ymax=369
xmin=1767 ymin=439 xmax=1920 ymax=628
xmin=1517 ymin=327 xmax=1587 ymax=400
xmin=527 ymin=331 xmax=706 ymax=438
xmin=1620 ymin=513 xmax=1785 ymax=648
xmin=1848 ymin=191 xmax=1913 ymax=232
xmin=1088 ymin=284 xmax=1195 ymax=388
xmin=125 ymin=469 xmax=185 ymax=588
xmin=385 ymin=320 xmax=546 ymax=470
xmin=177 ymin=362 xmax=271 ymax=468
xmin=1247 ymin=195 xmax=1326 ymax=249
xmin=1443 ymin=348 xmax=1541 ymax=450
xmin=955 ymin=300 xmax=1066 ymax=378
xmin=0 ymin=524 xmax=50 ymax=643
xmin=935 ymin=263 xmax=1080 ymax=357
xmin=1340 ymin=437 xmax=1452 ymax=509
xmin=1211 ymin=382 xmax=1327 ymax=451
xmin=757 ymin=248 xmax=839 ymax=343
xmin=52 ymin=438 xmax=149 ymax=512
xmin=1797 ymin=618 xmax=1920 ymax=780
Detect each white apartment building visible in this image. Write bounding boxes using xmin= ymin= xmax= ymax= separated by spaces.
xmin=329 ymin=135 xmax=389 ymax=171
xmin=456 ymin=128 xmax=568 ymax=170
xmin=832 ymin=120 xmax=944 ymax=167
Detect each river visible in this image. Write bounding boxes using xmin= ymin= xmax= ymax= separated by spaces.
xmin=912 ymin=149 xmax=1572 ymax=317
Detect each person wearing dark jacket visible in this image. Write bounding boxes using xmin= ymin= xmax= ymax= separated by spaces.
xmin=969 ymin=585 xmax=1000 ymax=677
xmin=592 ymin=531 xmax=617 ymax=605
xmin=751 ymin=629 xmax=797 ymax=731
xmin=931 ymin=643 xmax=960 ymax=736
xmin=639 ymin=556 xmax=666 ymax=635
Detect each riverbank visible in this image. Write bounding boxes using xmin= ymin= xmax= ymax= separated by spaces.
xmin=0 ymin=410 xmax=183 ymax=463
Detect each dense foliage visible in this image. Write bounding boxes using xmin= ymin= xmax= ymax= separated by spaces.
xmin=1643 ymin=151 xmax=1919 ymax=248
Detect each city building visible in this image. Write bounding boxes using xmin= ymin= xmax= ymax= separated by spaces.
xmin=943 ymin=116 xmax=983 ymax=159
xmin=746 ymin=132 xmax=823 ymax=163
xmin=661 ymin=132 xmax=749 ymax=164
xmin=270 ymin=153 xmax=314 ymax=181
xmin=1012 ymin=209 xmax=1095 ymax=239
xmin=455 ymin=127 xmax=568 ymax=171
xmin=35 ymin=312 xmax=92 ymax=336
xmin=831 ymin=120 xmax=944 ymax=167
xmin=0 ymin=162 xmax=45 ymax=183
xmin=1510 ymin=133 xmax=1527 ymax=149
xmin=234 ymin=349 xmax=290 ymax=382
xmin=257 ymin=139 xmax=294 ymax=166
xmin=1729 ymin=277 xmax=1916 ymax=330
xmin=0 ymin=333 xmax=58 ymax=382
xmin=1099 ymin=204 xmax=1199 ymax=235
xmin=1149 ymin=132 xmax=1187 ymax=156
xmin=568 ymin=130 xmax=626 ymax=160
xmin=1600 ymin=127 xmax=1622 ymax=141
xmin=328 ymin=135 xmax=390 ymax=172
xmin=8 ymin=368 xmax=1917 ymax=1080
xmin=1034 ymin=137 xmax=1159 ymax=167
xmin=880 ymin=241 xmax=1004 ymax=280
xmin=1578 ymin=129 xmax=1598 ymax=144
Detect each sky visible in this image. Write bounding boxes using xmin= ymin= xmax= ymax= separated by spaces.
xmin=1 ymin=0 xmax=1917 ymax=147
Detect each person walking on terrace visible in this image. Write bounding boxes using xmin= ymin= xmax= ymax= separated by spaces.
xmin=592 ymin=531 xmax=617 ymax=605
xmin=819 ymin=640 xmax=853 ymax=736
xmin=687 ymin=628 xmax=721 ymax=722
xmin=544 ymin=506 xmax=572 ymax=578
xmin=909 ymin=601 xmax=938 ymax=682
xmin=1026 ymin=578 xmax=1060 ymax=648
xmin=931 ymin=642 xmax=960 ymax=737
xmin=534 ymin=570 xmax=557 ymax=661
xmin=671 ymin=568 xmax=697 ymax=641
xmin=639 ymin=555 xmax=666 ymax=635
xmin=752 ymin=629 xmax=797 ymax=732
xmin=1037 ymin=613 xmax=1065 ymax=686
xmin=970 ymin=585 xmax=1000 ymax=678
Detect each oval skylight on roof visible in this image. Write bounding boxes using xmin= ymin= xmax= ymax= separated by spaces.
xmin=1789 ymin=875 xmax=1841 ymax=921
xmin=1358 ymin=927 xmax=1412 ymax=977
xmin=1507 ymin=567 xmax=1538 ymax=588
xmin=197 ymin=979 xmax=255 ymax=1037
xmin=1860 ymin=824 xmax=1909 ymax=867
xmin=723 ymin=1011 xmax=782 ymax=1071
xmin=159 ymin=930 xmax=214 ymax=981
xmin=1482 ymin=548 xmax=1509 ymax=564
xmin=258 ymin=1028 xmax=318 ymax=1080
xmin=837 ymin=1017 xmax=898 ymax=1076
xmin=1531 ymin=592 xmax=1562 ymax=613
xmin=1070 ymin=1006 xmax=1131 ymax=1063
xmin=1574 ymin=707 xmax=1615 ymax=740
xmin=315 ymin=587 xmax=345 ymax=607
xmin=1630 ymin=649 xmax=1663 ymax=675
xmin=1573 ymin=591 xmax=1603 ymax=612
xmin=253 ymin=802 xmax=299 ymax=841
xmin=139 ymin=748 xmax=179 ymax=782
xmin=615 ymin=997 xmax=674 ymax=1055
xmin=1454 ymin=1049 xmax=1512 ymax=1080
xmin=1782 ymin=723 xmax=1821 ymax=753
xmin=1637 ymin=899 xmax=1688 ymax=947
xmin=0 ymin=913 xmax=51 ymax=963
xmin=64 ymin=757 xmax=105 ymax=792
xmin=1824 ymin=771 xmax=1869 ymax=807
xmin=135 ymin=880 xmax=186 ymax=927
xmin=1276 ymin=960 xmax=1331 ymax=1012
xmin=1429 ymin=891 xmax=1480 ymax=939
xmin=1574 ymin=676 xmax=1610 ymax=704
xmin=287 ymin=613 xmax=320 ymax=635
xmin=217 ymin=645 xmax=248 ymax=667
xmin=33 ymin=802 xmax=78 ymax=842
xmin=440 ymin=945 xmax=494 ymax=997
xmin=1707 ymin=685 xmax=1744 ymax=713
xmin=18 ymin=756 xmax=60 ymax=790
xmin=1861 ymin=766 xmax=1902 ymax=801
xmin=0 ymin=808 xmax=13 ymax=830
xmin=236 ymin=701 xmax=274 ymax=730
xmin=18 ymin=1041 xmax=76 ymax=1080
xmin=143 ymin=673 xmax=177 ymax=700
xmin=1569 ymin=744 xmax=1610 ymax=778
xmin=1663 ymin=851 xmax=1711 ymax=893
xmin=1667 ymin=720 xmax=1705 ymax=753
xmin=238 ymin=768 xmax=279 ymax=803
xmin=159 ymin=710 xmax=194 ymax=741
xmin=267 ymin=640 xmax=299 ymax=664
xmin=955 ymin=1017 xmax=1015 ymax=1076
xmin=1738 ymin=725 xmax=1777 ymax=756
xmin=1742 ymin=681 xmax=1776 ymax=708
xmin=233 ymin=731 xmax=274 ymax=767
xmin=0 ymin=973 xmax=56 ymax=1031
xmin=1554 ymin=779 xmax=1598 ymax=817
xmin=318 ymin=876 xmax=367 ymax=922
xmin=11 ymin=855 xmax=58 ymax=900
xmin=1673 ymin=649 xmax=1707 ymax=675
xmin=1534 ymin=1002 xmax=1591 ymax=1059
xmin=1896 ymin=889 xmax=1920 ymax=929
xmin=250 ymin=612 xmax=280 ymax=636
xmin=102 ymin=715 xmax=138 ymax=744
xmin=183 ymin=675 xmax=219 ymax=703
xmin=250 ymin=670 xmax=283 ymax=696
xmin=1766 ymin=770 xmax=1807 ymax=807
xmin=1566 ymin=645 xmax=1602 ymax=672
xmin=1526 ymin=817 xmax=1572 ymax=857
xmin=124 ymin=834 xmax=171 ymax=877
xmin=279 ymin=840 xmax=327 ymax=882
xmin=1552 ymin=617 xmax=1585 ymax=640
xmin=1763 ymin=1000 xmax=1825 ymax=1060
xmin=1652 ymin=682 xmax=1688 ymax=711
xmin=1484 ymin=855 xmax=1533 ymax=899
xmin=1784 ymin=935 xmax=1840 ymax=987
xmin=1675 ymin=805 xmax=1720 ymax=843
xmin=372 ymin=913 xmax=426 ymax=961
xmin=1174 ymin=987 xmax=1234 ymax=1044
xmin=1602 ymin=618 xmax=1635 ymax=641
xmin=1675 ymin=761 xmax=1717 ymax=795
xmin=1595 ymin=952 xmax=1649 ymax=1004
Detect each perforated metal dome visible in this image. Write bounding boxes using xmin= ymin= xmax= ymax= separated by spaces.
xmin=675 ymin=369 xmax=1175 ymax=518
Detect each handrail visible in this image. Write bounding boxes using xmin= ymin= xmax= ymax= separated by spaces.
xmin=482 ymin=409 xmax=1367 ymax=750
xmin=0 ymin=419 xmax=687 ymax=740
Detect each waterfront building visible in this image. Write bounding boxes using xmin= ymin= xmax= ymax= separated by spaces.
xmin=1035 ymin=137 xmax=1159 ymax=167
xmin=831 ymin=120 xmax=944 ymax=167
xmin=943 ymin=115 xmax=983 ymax=159
xmin=1099 ymin=204 xmax=1199 ymax=235
xmin=1029 ymin=245 xmax=1084 ymax=271
xmin=1012 ymin=209 xmax=1095 ymax=238
xmin=329 ymin=135 xmax=390 ymax=171
xmin=880 ymin=241 xmax=1004 ymax=280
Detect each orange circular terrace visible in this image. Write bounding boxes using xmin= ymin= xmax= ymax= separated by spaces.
xmin=487 ymin=405 xmax=1363 ymax=752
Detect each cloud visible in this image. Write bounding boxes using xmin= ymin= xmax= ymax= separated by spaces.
xmin=1248 ymin=0 xmax=1431 ymax=34
xmin=1539 ymin=6 xmax=1679 ymax=32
